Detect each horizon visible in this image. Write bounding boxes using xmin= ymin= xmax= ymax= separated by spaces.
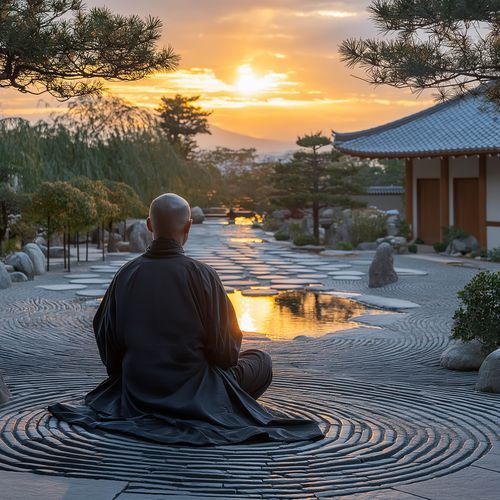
xmin=0 ymin=0 xmax=437 ymax=145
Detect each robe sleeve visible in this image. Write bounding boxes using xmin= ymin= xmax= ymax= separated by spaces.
xmin=92 ymin=279 xmax=124 ymax=376
xmin=203 ymin=267 xmax=242 ymax=369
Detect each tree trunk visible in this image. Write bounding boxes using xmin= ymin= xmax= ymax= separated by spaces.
xmin=312 ymin=200 xmax=319 ymax=242
xmin=76 ymin=232 xmax=80 ymax=262
xmin=101 ymin=222 xmax=105 ymax=261
xmin=63 ymin=232 xmax=67 ymax=269
xmin=67 ymin=227 xmax=71 ymax=273
xmin=123 ymin=220 xmax=127 ymax=241
xmin=86 ymin=232 xmax=89 ymax=262
xmin=46 ymin=216 xmax=51 ymax=272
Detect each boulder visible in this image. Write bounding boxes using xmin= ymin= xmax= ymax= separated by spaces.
xmin=377 ymin=236 xmax=408 ymax=254
xmin=191 ymin=206 xmax=205 ymax=224
xmin=476 ymin=349 xmax=500 ymax=393
xmin=0 ymin=263 xmax=12 ymax=290
xmin=386 ymin=212 xmax=401 ymax=236
xmin=128 ymin=221 xmax=153 ymax=253
xmin=23 ymin=243 xmax=46 ymax=275
xmin=48 ymin=246 xmax=65 ymax=258
xmin=10 ymin=271 xmax=28 ymax=282
xmin=440 ymin=340 xmax=487 ymax=371
xmin=447 ymin=235 xmax=479 ymax=255
xmin=115 ymin=241 xmax=131 ymax=252
xmin=4 ymin=265 xmax=14 ymax=273
xmin=5 ymin=252 xmax=34 ymax=280
xmin=0 ymin=374 xmax=9 ymax=404
xmin=369 ymin=242 xmax=398 ymax=288
xmin=107 ymin=233 xmax=123 ymax=253
xmin=272 ymin=209 xmax=291 ymax=220
xmin=357 ymin=242 xmax=378 ymax=251
xmin=34 ymin=236 xmax=47 ymax=248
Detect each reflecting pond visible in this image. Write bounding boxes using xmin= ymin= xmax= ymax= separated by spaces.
xmin=228 ymin=290 xmax=379 ymax=341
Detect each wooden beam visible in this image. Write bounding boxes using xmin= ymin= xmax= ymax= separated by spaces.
xmin=405 ymin=159 xmax=413 ymax=239
xmin=440 ymin=157 xmax=449 ymax=241
xmin=487 ymin=221 xmax=500 ymax=227
xmin=479 ymin=155 xmax=487 ymax=248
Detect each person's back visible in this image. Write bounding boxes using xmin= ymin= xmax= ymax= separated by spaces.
xmin=49 ymin=193 xmax=323 ymax=445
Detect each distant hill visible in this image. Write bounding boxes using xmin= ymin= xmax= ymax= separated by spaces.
xmin=197 ymin=125 xmax=295 ymax=155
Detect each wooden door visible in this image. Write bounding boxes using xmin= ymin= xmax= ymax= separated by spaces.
xmin=454 ymin=178 xmax=479 ymax=239
xmin=417 ymin=179 xmax=441 ymax=243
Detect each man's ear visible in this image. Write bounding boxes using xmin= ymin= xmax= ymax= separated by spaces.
xmin=183 ymin=219 xmax=192 ymax=244
xmin=146 ymin=217 xmax=153 ymax=233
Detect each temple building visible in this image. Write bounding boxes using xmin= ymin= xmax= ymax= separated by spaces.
xmin=333 ymin=89 xmax=500 ymax=250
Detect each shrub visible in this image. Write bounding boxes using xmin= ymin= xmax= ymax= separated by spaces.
xmin=433 ymin=242 xmax=448 ymax=253
xmin=293 ymin=234 xmax=317 ymax=246
xmin=451 ymin=271 xmax=500 ymax=353
xmin=399 ymin=220 xmax=411 ymax=240
xmin=488 ymin=247 xmax=500 ymax=262
xmin=335 ymin=241 xmax=353 ymax=250
xmin=443 ymin=225 xmax=468 ymax=244
xmin=274 ymin=229 xmax=290 ymax=241
xmin=262 ymin=218 xmax=282 ymax=232
xmin=350 ymin=209 xmax=387 ymax=246
xmin=408 ymin=243 xmax=418 ymax=253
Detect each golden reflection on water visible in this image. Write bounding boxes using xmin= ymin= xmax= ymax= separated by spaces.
xmin=228 ymin=290 xmax=373 ymax=341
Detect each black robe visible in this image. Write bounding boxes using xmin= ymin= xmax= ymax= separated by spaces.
xmin=49 ymin=238 xmax=324 ymax=445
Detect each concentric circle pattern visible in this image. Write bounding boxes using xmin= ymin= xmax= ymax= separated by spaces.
xmin=0 ymin=223 xmax=499 ymax=498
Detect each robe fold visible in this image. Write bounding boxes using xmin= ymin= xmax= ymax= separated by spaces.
xmin=49 ymin=237 xmax=324 ymax=445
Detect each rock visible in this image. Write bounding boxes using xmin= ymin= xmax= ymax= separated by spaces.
xmin=272 ymin=209 xmax=291 ymax=220
xmin=115 ymin=241 xmax=130 ymax=252
xmin=386 ymin=213 xmax=401 ymax=236
xmin=5 ymin=252 xmax=34 ymax=280
xmin=440 ymin=340 xmax=487 ymax=371
xmin=107 ymin=233 xmax=123 ymax=253
xmin=191 ymin=206 xmax=205 ymax=224
xmin=476 ymin=349 xmax=500 ymax=393
xmin=4 ymin=265 xmax=14 ymax=273
xmin=23 ymin=243 xmax=46 ymax=275
xmin=34 ymin=236 xmax=47 ymax=247
xmin=0 ymin=374 xmax=9 ymax=404
xmin=37 ymin=244 xmax=48 ymax=256
xmin=128 ymin=221 xmax=153 ymax=252
xmin=10 ymin=271 xmax=28 ymax=282
xmin=377 ymin=236 xmax=408 ymax=254
xmin=447 ymin=235 xmax=479 ymax=255
xmin=357 ymin=242 xmax=378 ymax=251
xmin=48 ymin=246 xmax=65 ymax=258
xmin=0 ymin=263 xmax=12 ymax=290
xmin=369 ymin=242 xmax=398 ymax=288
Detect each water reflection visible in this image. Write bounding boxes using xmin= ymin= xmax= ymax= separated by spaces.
xmin=228 ymin=290 xmax=375 ymax=340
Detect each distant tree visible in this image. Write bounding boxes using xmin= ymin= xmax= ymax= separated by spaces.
xmin=339 ymin=0 xmax=500 ymax=101
xmin=157 ymin=95 xmax=212 ymax=159
xmin=272 ymin=133 xmax=365 ymax=242
xmin=0 ymin=1 xmax=179 ymax=100
xmin=355 ymin=159 xmax=405 ymax=186
xmin=103 ymin=181 xmax=147 ymax=222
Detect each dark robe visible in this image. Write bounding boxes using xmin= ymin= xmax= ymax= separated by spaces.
xmin=49 ymin=238 xmax=324 ymax=445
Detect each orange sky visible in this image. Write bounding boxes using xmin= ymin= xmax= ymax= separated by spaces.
xmin=0 ymin=0 xmax=436 ymax=142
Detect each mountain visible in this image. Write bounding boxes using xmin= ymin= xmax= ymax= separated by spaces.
xmin=197 ymin=125 xmax=295 ymax=155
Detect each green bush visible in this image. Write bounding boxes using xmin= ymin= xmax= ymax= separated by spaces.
xmin=433 ymin=242 xmax=448 ymax=253
xmin=293 ymin=234 xmax=317 ymax=246
xmin=262 ymin=218 xmax=282 ymax=232
xmin=335 ymin=241 xmax=353 ymax=250
xmin=350 ymin=210 xmax=387 ymax=246
xmin=443 ymin=225 xmax=468 ymax=244
xmin=451 ymin=271 xmax=500 ymax=353
xmin=399 ymin=220 xmax=411 ymax=240
xmin=274 ymin=229 xmax=290 ymax=241
xmin=488 ymin=247 xmax=500 ymax=262
xmin=408 ymin=243 xmax=418 ymax=253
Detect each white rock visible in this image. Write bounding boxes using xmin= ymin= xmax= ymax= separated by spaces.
xmin=440 ymin=340 xmax=487 ymax=371
xmin=476 ymin=348 xmax=500 ymax=393
xmin=0 ymin=263 xmax=12 ymax=290
xmin=23 ymin=243 xmax=46 ymax=275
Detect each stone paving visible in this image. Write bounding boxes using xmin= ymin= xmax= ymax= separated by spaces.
xmin=0 ymin=221 xmax=499 ymax=499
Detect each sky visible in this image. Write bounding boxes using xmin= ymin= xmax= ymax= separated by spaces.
xmin=0 ymin=0 xmax=436 ymax=143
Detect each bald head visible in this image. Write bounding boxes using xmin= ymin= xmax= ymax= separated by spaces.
xmin=147 ymin=193 xmax=192 ymax=243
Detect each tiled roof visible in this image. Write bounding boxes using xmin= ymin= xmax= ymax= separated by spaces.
xmin=333 ymin=89 xmax=500 ymax=158
xmin=366 ymin=186 xmax=404 ymax=195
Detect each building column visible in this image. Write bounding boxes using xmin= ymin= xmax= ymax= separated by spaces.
xmin=404 ymin=158 xmax=413 ymax=239
xmin=440 ymin=157 xmax=449 ymax=241
xmin=478 ymin=155 xmax=487 ymax=248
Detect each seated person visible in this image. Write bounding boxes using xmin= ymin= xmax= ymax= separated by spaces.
xmin=49 ymin=193 xmax=323 ymax=445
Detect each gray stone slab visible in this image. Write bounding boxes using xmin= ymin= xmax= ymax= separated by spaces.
xmin=271 ymin=284 xmax=304 ymax=290
xmin=394 ymin=267 xmax=429 ymax=276
xmin=356 ymin=295 xmax=421 ymax=310
xmin=37 ymin=284 xmax=88 ymax=291
xmin=69 ymin=279 xmax=111 ymax=285
xmin=0 ymin=471 xmax=127 ymax=500
xmin=396 ymin=465 xmax=500 ymax=500
xmin=297 ymin=274 xmax=329 ymax=279
xmin=241 ymin=288 xmax=279 ymax=296
xmin=63 ymin=274 xmax=100 ymax=279
xmin=222 ymin=280 xmax=260 ymax=287
xmin=330 ymin=275 xmax=363 ymax=281
xmin=329 ymin=270 xmax=366 ymax=276
xmin=270 ymin=278 xmax=318 ymax=284
xmin=351 ymin=313 xmax=406 ymax=327
xmin=76 ymin=289 xmax=106 ymax=298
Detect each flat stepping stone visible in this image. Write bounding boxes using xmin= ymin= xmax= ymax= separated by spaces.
xmin=241 ymin=288 xmax=279 ymax=296
xmin=270 ymin=284 xmax=304 ymax=290
xmin=258 ymin=274 xmax=289 ymax=280
xmin=351 ymin=313 xmax=406 ymax=327
xmin=329 ymin=270 xmax=366 ymax=276
xmin=356 ymin=294 xmax=421 ymax=310
xmin=63 ymin=274 xmax=99 ymax=279
xmin=76 ymin=289 xmax=106 ymax=298
xmin=270 ymin=278 xmax=318 ymax=285
xmin=222 ymin=280 xmax=260 ymax=287
xmin=320 ymin=250 xmax=355 ymax=256
xmin=69 ymin=279 xmax=111 ymax=285
xmin=327 ymin=264 xmax=352 ymax=270
xmin=108 ymin=260 xmax=129 ymax=266
xmin=224 ymin=286 xmax=235 ymax=293
xmin=349 ymin=260 xmax=372 ymax=265
xmin=89 ymin=268 xmax=118 ymax=274
xmin=37 ymin=284 xmax=88 ymax=291
xmin=395 ymin=267 xmax=429 ymax=276
xmin=297 ymin=274 xmax=329 ymax=279
xmin=330 ymin=275 xmax=363 ymax=281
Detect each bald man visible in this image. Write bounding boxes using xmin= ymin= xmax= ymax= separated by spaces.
xmin=49 ymin=194 xmax=323 ymax=445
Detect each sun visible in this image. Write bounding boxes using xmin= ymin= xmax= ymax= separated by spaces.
xmin=235 ymin=64 xmax=271 ymax=96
